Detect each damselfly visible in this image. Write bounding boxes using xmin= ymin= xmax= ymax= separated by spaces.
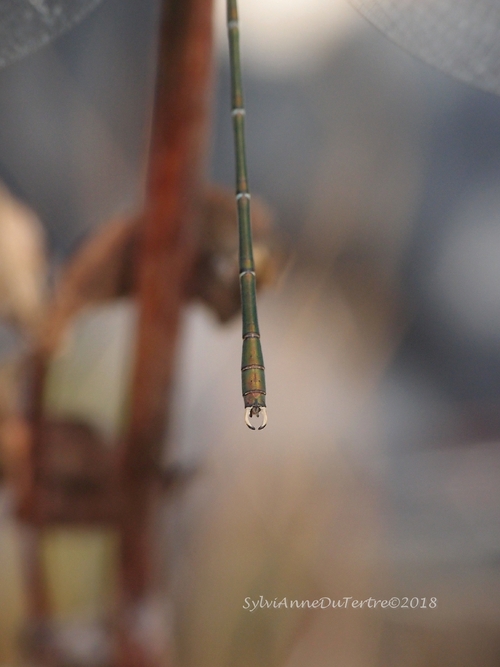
xmin=226 ymin=0 xmax=267 ymax=430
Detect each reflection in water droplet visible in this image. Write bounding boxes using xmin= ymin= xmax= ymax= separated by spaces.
xmin=244 ymin=406 xmax=267 ymax=430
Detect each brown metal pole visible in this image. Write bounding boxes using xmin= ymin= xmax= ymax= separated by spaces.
xmin=116 ymin=0 xmax=214 ymax=663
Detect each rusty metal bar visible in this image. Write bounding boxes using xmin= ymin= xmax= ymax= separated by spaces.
xmin=116 ymin=0 xmax=215 ymax=663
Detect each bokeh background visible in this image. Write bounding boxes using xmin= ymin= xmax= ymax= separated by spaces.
xmin=2 ymin=0 xmax=500 ymax=664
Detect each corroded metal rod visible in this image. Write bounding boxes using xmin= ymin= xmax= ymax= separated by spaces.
xmin=227 ymin=0 xmax=267 ymax=430
xmin=117 ymin=0 xmax=215 ymax=664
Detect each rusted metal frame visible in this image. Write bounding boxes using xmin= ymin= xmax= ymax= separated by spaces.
xmin=8 ymin=1 xmax=215 ymax=661
xmin=117 ymin=0 xmax=214 ymax=634
xmin=16 ymin=357 xmax=53 ymax=635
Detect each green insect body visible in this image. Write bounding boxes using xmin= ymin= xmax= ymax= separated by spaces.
xmin=227 ymin=0 xmax=267 ymax=429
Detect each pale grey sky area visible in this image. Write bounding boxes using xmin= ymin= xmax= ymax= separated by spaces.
xmin=214 ymin=0 xmax=358 ymax=73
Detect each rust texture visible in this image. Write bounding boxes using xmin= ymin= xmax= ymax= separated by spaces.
xmin=123 ymin=0 xmax=214 ymax=473
xmin=116 ymin=0 xmax=215 ymax=661
xmin=9 ymin=0 xmax=215 ymax=664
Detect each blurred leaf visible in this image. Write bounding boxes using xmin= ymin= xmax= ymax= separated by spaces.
xmin=0 ymin=183 xmax=48 ymax=336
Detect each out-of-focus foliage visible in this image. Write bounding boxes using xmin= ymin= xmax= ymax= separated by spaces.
xmin=0 ymin=183 xmax=47 ymax=336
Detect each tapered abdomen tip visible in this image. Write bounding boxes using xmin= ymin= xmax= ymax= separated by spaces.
xmin=245 ymin=406 xmax=267 ymax=430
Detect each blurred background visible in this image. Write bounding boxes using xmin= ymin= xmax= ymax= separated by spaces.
xmin=2 ymin=0 xmax=500 ymax=665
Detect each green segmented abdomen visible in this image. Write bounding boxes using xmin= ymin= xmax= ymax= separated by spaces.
xmin=241 ymin=332 xmax=266 ymax=405
xmin=240 ymin=263 xmax=267 ymax=429
xmin=227 ymin=0 xmax=267 ymax=430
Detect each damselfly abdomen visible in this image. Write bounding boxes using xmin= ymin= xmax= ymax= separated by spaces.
xmin=226 ymin=0 xmax=267 ymax=430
